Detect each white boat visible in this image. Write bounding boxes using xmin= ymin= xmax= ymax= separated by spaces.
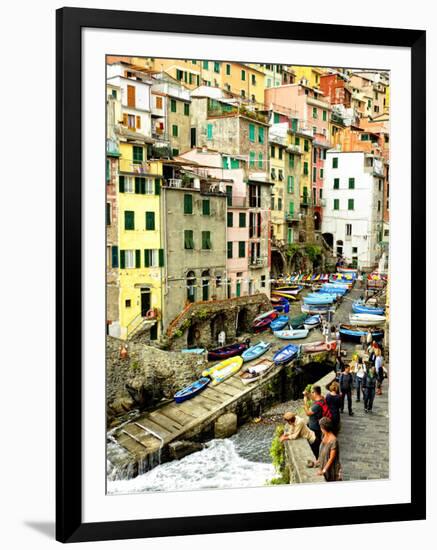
xmin=253 ymin=309 xmax=277 ymax=323
xmin=348 ymin=313 xmax=386 ymax=326
xmin=273 ymin=329 xmax=309 ymax=340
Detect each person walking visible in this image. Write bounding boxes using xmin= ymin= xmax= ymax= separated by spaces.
xmin=375 ymin=348 xmax=384 ymax=395
xmin=363 ymin=366 xmax=377 ymax=412
xmin=353 ymin=357 xmax=367 ymax=402
xmin=316 ymin=417 xmax=343 ymax=481
xmin=325 ymin=382 xmax=341 ymax=434
xmin=360 ymin=333 xmax=367 ymax=351
xmin=366 ymin=329 xmax=373 ymax=348
xmin=339 ymin=365 xmax=354 ymax=416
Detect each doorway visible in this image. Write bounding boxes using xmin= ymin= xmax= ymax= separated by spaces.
xmin=140 ymin=289 xmax=151 ymax=317
xmin=190 ymin=128 xmax=197 ymax=148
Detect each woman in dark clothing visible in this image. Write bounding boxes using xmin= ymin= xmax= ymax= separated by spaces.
xmin=363 ymin=366 xmax=378 ymax=412
xmin=325 ymin=381 xmax=341 ymax=434
xmin=317 ymin=417 xmax=343 ymax=481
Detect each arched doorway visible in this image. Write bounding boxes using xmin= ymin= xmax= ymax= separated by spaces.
xmin=187 ymin=271 xmax=196 ymax=303
xmin=236 ymin=308 xmax=249 ymax=336
xmin=314 ymin=211 xmax=321 ymax=231
xmin=210 ymin=313 xmax=225 ymax=343
xmin=322 ymin=232 xmax=334 ymax=249
xmin=336 ymin=239 xmax=344 ymax=258
xmin=187 ymin=323 xmax=200 ymax=347
xmin=271 ymin=249 xmax=285 ymax=277
xmin=201 ymin=270 xmax=210 ymax=301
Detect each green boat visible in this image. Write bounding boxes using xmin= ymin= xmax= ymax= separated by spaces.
xmin=289 ymin=313 xmax=307 ymax=329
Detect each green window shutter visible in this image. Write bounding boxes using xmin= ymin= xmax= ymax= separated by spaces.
xmin=196 ymin=75 xmax=200 ymax=86
xmin=238 ymin=241 xmax=245 ymax=258
xmin=202 ymin=231 xmax=211 ymax=249
xmin=334 ymin=178 xmax=340 ymax=189
xmin=203 ymin=60 xmax=209 ymax=69
xmin=313 ymin=167 xmax=317 ymax=182
xmin=287 ymin=175 xmax=294 ymax=193
xmin=172 ymin=125 xmax=178 ymax=137
xmin=289 ymin=154 xmax=294 ymax=168
xmin=312 ymin=107 xmax=317 ymax=118
xmin=202 ymin=199 xmax=210 ymax=216
xmin=214 ymin=62 xmax=220 ymax=73
xmin=323 ymin=110 xmax=327 ymax=121
xmin=270 ymin=145 xmax=275 ymax=158
xmin=225 ymin=64 xmax=230 ymax=75
xmin=292 ymin=118 xmax=298 ymax=131
xmin=144 ymin=249 xmax=150 ymax=267
xmin=304 ymin=162 xmax=309 ymax=175
xmin=249 ymin=151 xmax=255 ymax=167
xmin=333 ymin=157 xmax=338 ymax=168
xmin=274 ymin=113 xmax=280 ymax=124
xmin=154 ymin=178 xmax=161 ymax=195
xmin=231 ymin=158 xmax=239 ymax=169
xmin=135 ymin=177 xmax=140 ymax=194
xmin=184 ymin=230 xmax=194 ymax=249
xmin=189 ymin=73 xmax=193 ymax=85
xmin=239 ymin=213 xmax=246 ymax=227
xmin=249 ymin=124 xmax=255 ymax=142
xmin=289 ymin=201 xmax=294 ymax=216
xmin=278 ymin=148 xmax=283 ymax=160
xmin=320 ymin=168 xmax=324 ymax=179
xmin=334 ymin=199 xmax=340 ymax=210
xmin=133 ymin=146 xmax=143 ymax=163
xmin=119 ymin=175 xmax=125 ymax=193
xmin=172 ymin=149 xmax=179 ymax=157
xmin=106 ymin=203 xmax=111 ymax=225
xmin=241 ymin=70 xmax=246 ymax=81
xmin=348 ymin=199 xmax=354 ymax=210
xmin=207 ymin=123 xmax=213 ymax=139
xmin=295 ymin=137 xmax=300 ymax=146
xmin=171 ymin=99 xmax=177 ymax=112
xmin=135 ymin=250 xmax=141 ymax=268
xmin=184 ymin=194 xmax=193 ymax=214
xmin=145 ymin=211 xmax=155 ymax=230
xmin=258 ymin=153 xmax=263 ymax=168
xmin=258 ymin=127 xmax=264 ymax=144
xmin=304 ymin=140 xmax=309 ymax=152
xmin=226 ymin=186 xmax=232 ymax=206
xmin=120 ymin=250 xmax=126 ymax=269
xmin=348 ymin=177 xmax=355 ymax=189
xmin=124 ymin=211 xmax=135 ymax=230
xmin=222 ymin=156 xmax=229 ymax=169
xmin=227 ymin=242 xmax=233 ymax=258
xmin=227 ymin=212 xmax=233 ymax=227
xmin=106 ymin=159 xmax=110 ymax=181
xmin=159 ymin=249 xmax=164 ymax=267
xmin=184 ymin=103 xmax=190 ymax=116
xmin=140 ymin=178 xmax=146 ymax=194
xmin=111 ymin=246 xmax=118 ymax=268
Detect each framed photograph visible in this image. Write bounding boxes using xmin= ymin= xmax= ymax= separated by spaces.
xmin=56 ymin=7 xmax=426 ymax=543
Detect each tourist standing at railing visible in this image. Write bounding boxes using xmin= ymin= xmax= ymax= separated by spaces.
xmin=279 ymin=412 xmax=316 ymax=445
xmin=303 ymin=386 xmax=325 ymax=459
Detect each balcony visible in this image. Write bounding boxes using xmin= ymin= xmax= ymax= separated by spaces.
xmin=106 ymin=138 xmax=120 ymax=157
xmin=249 ymin=257 xmax=267 ymax=268
xmin=286 ymin=144 xmax=301 ymax=154
xmin=229 ymin=195 xmax=248 ymax=208
xmin=300 ymin=195 xmax=313 ymax=207
xmin=285 ymin=212 xmax=300 ymax=223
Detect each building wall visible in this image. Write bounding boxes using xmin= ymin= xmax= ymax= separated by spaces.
xmin=321 ymin=151 xmax=384 ymax=269
xmin=167 ymin=97 xmax=191 ymax=155
xmin=106 ymin=154 xmax=120 ymax=326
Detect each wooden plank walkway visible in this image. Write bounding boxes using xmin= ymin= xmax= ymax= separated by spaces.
xmin=114 ymin=364 xmax=284 ymax=460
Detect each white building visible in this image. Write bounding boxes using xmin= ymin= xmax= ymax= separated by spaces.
xmin=321 ymin=151 xmax=385 ymax=270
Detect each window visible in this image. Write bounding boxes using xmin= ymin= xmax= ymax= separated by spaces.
xmin=230 ymin=158 xmax=239 ymax=169
xmin=348 ymin=199 xmax=354 ymax=210
xmin=226 ymin=63 xmax=231 ymax=75
xmin=319 ymin=188 xmax=323 ymax=199
xmin=348 ymin=177 xmax=355 ymax=189
xmin=322 ymin=110 xmax=327 ymax=121
xmin=184 ymin=103 xmax=190 ymax=116
xmin=379 ymin=180 xmax=382 ymax=192
xmin=287 ymin=227 xmax=293 ymax=244
xmin=304 ymin=140 xmax=309 ymax=152
xmin=289 ymin=201 xmax=294 ymax=217
xmin=125 ymin=299 xmax=131 ymax=308
xmin=249 ymin=151 xmax=255 ymax=167
xmin=170 ymin=99 xmax=177 ymax=112
xmin=120 ymin=249 xmax=137 ymax=269
xmin=258 ymin=153 xmax=263 ymax=168
xmin=203 ymin=60 xmax=209 ymax=69
xmin=202 ymin=199 xmax=210 ymax=216
xmin=261 ymin=275 xmax=266 ymax=288
xmin=241 ymin=90 xmax=246 ymax=98
xmin=226 ymin=185 xmax=232 ymax=206
xmin=184 ymin=230 xmax=194 ymax=249
xmin=352 ymin=247 xmax=358 ymax=254
xmin=124 ymin=211 xmax=135 ymax=230
xmin=172 ymin=148 xmax=179 ymax=157
xmin=241 ymin=69 xmax=246 ymax=81
xmin=238 ymin=241 xmax=246 ymax=258
xmin=271 ymin=168 xmax=276 ymax=180
xmin=237 ymin=213 xmax=246 ymax=228
xmin=278 ymin=147 xmax=283 ymax=160
xmin=278 ymin=169 xmax=284 ymax=181
xmin=214 ymin=62 xmax=220 ymax=73
xmin=251 ymin=74 xmax=256 ymax=85
xmin=346 ymin=223 xmax=352 ymax=236
xmin=249 ymin=124 xmax=255 ymax=142
xmin=289 ymin=154 xmax=294 ymax=169
xmin=227 ymin=241 xmax=233 ymax=258
xmin=202 ymin=231 xmax=212 ymax=250
xmin=227 ymin=212 xmax=233 ymax=227
xmin=258 ymin=126 xmax=265 ymax=144
xmin=271 ymin=145 xmax=275 ymax=158
xmin=303 ymin=162 xmax=309 ymax=175
xmin=333 ymin=157 xmax=338 ymax=168
xmin=133 ymin=146 xmax=143 ymax=164
xmin=111 ymin=245 xmax=118 ymax=268
xmin=172 ymin=124 xmax=178 ymax=137
xmin=278 ymin=198 xmax=282 ymax=210
xmin=313 ymin=167 xmax=317 ymax=182
xmin=271 ymin=196 xmax=275 ymax=210
xmin=334 ymin=199 xmax=340 ymax=210
xmin=207 ymin=123 xmax=213 ymax=140
xmin=145 ymin=211 xmax=155 ymax=230
xmin=333 ymin=178 xmax=340 ymax=189
xmin=378 ymin=200 xmax=381 ymax=212
xmin=312 ymin=107 xmax=318 ymax=118
xmin=295 ymin=137 xmax=300 ymax=146
xmin=111 ymin=89 xmax=117 ymax=99
xmin=274 ymin=113 xmax=280 ymax=123
xmin=222 ymin=156 xmax=229 ymax=169
xmin=320 ymin=168 xmax=324 ymax=179
xmin=287 ymin=175 xmax=294 ymax=193
xmin=106 ymin=203 xmax=111 ymax=225
xmin=155 ymin=96 xmax=163 ymax=109
xmin=291 ymin=118 xmax=298 ymax=132
xmin=176 ymin=69 xmax=183 ymax=80
xmin=184 ymin=194 xmax=193 ymax=214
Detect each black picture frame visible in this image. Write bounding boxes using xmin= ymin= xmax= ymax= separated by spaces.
xmin=56 ymin=6 xmax=426 ymax=543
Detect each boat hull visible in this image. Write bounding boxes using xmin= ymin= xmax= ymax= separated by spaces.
xmin=207 ymin=343 xmax=248 ymax=361
xmin=349 ymin=314 xmax=386 ymax=326
xmin=273 ymin=344 xmax=299 ymax=364
xmin=241 ymin=342 xmax=271 ymax=362
xmin=274 ymin=329 xmax=309 ymax=340
xmin=240 ymin=359 xmax=274 ymax=384
xmin=174 ymin=377 xmax=210 ymax=403
xmin=339 ymin=325 xmax=384 ymax=341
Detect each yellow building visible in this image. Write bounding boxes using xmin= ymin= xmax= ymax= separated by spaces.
xmin=291 ymin=66 xmax=324 ymax=89
xmin=288 ymin=130 xmax=313 ymax=206
xmin=117 ymin=140 xmax=164 ymax=340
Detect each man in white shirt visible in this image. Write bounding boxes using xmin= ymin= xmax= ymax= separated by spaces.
xmin=279 ymin=412 xmax=316 ymax=445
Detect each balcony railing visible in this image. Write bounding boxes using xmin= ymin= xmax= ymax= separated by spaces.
xmin=229 ymin=195 xmax=248 ymax=208
xmin=287 ymin=144 xmax=301 ymax=154
xmin=301 ymin=195 xmax=313 ymax=206
xmin=285 ymin=212 xmax=300 ymax=222
xmin=249 ymin=257 xmax=267 ymax=268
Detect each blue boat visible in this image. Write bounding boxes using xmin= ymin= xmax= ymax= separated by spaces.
xmin=303 ymin=315 xmax=321 ymax=330
xmin=352 ymin=302 xmax=385 ymax=315
xmin=273 ymin=344 xmax=299 ymax=365
xmin=241 ymin=341 xmax=271 ymax=362
xmin=174 ymin=377 xmax=210 ymax=403
xmin=320 ymin=286 xmax=347 ymax=295
xmin=304 ymin=294 xmax=335 ymax=305
xmin=339 ymin=324 xmax=384 ymax=341
xmin=181 ymin=348 xmax=205 ymax=354
xmin=270 ymin=315 xmax=289 ymax=331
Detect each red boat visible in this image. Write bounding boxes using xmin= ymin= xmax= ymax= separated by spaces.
xmin=252 ymin=312 xmax=277 ymax=333
xmin=207 ymin=342 xmax=249 ymax=361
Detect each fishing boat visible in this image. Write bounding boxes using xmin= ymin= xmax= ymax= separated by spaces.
xmin=273 ymin=344 xmax=299 ymax=364
xmin=320 ymin=285 xmax=347 ymax=295
xmin=300 ymin=340 xmax=337 ymax=353
xmin=352 ymin=302 xmax=385 ymax=315
xmin=349 ymin=313 xmax=386 ymax=326
xmin=181 ymin=348 xmax=205 ymax=354
xmin=253 ymin=309 xmax=277 ymax=323
xmin=174 ymin=377 xmax=210 ymax=403
xmin=202 ymin=356 xmax=243 ymax=378
xmin=273 ymin=328 xmax=309 ymax=340
xmin=301 ymin=304 xmax=335 ymax=315
xmin=241 ymin=341 xmax=271 ymax=362
xmin=271 ymin=291 xmax=299 ymax=301
xmin=207 ymin=342 xmax=249 ymax=361
xmin=303 ymin=315 xmax=321 ymax=330
xmin=253 ymin=311 xmax=278 ymax=333
xmin=339 ymin=324 xmax=384 ymax=341
xmin=240 ymin=359 xmax=274 ymax=384
xmin=270 ymin=315 xmax=290 ymax=331
xmin=337 ymin=267 xmax=358 ymax=274
xmin=303 ymin=294 xmax=335 ymax=305
xmin=206 ymin=356 xmax=244 ymax=386
xmin=289 ymin=313 xmax=308 ymax=328
xmin=273 ymin=285 xmax=303 ymax=295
